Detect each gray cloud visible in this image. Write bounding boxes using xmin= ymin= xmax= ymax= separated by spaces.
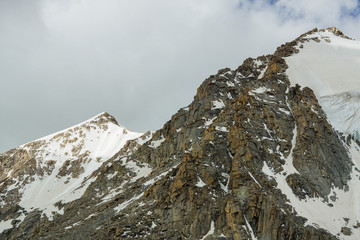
xmin=1 ymin=0 xmax=360 ymax=153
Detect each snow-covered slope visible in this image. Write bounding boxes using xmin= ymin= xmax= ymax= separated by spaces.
xmin=283 ymin=28 xmax=360 ymax=239
xmin=0 ymin=112 xmax=145 ymax=230
xmin=321 ymin=92 xmax=360 ymax=139
xmin=286 ymin=28 xmax=360 ymax=138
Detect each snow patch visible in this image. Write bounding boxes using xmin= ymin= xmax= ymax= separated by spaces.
xmin=114 ymin=193 xmax=143 ymax=213
xmin=151 ymin=222 xmax=157 ymax=229
xmin=0 ymin=213 xmax=26 ymax=233
xmin=257 ymin=66 xmax=267 ymax=79
xmin=201 ymin=220 xmax=215 ymax=240
xmin=211 ymin=100 xmax=225 ymax=110
xmin=244 ymin=215 xmax=258 ymax=240
xmin=203 ymin=117 xmax=217 ymax=127
xmin=220 ymin=172 xmax=230 ymax=193
xmin=124 ymin=160 xmax=152 ymax=183
xmin=248 ymin=171 xmax=262 ymax=188
xmin=278 ymin=107 xmax=291 ymax=115
xmin=262 ymin=141 xmax=360 ymax=239
xmin=0 ymin=219 xmax=13 ymax=233
xmin=215 ymin=126 xmax=228 ymax=132
xmin=64 ymin=220 xmax=82 ymax=230
xmin=149 ymin=136 xmax=165 ymax=149
xmin=196 ymin=177 xmax=206 ymax=188
xmin=226 ymin=81 xmax=235 ymax=87
xmin=281 ymin=125 xmax=299 ymax=175
xmin=144 ymin=163 xmax=179 ymax=187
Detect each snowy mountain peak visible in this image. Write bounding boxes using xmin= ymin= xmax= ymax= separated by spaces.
xmin=299 ymin=27 xmax=351 ymax=40
xmin=81 ymin=111 xmax=130 ymax=131
xmin=0 ymin=112 xmax=146 ymax=225
xmin=284 ymin=27 xmax=360 ymax=139
xmin=324 ymin=26 xmax=349 ymax=37
xmin=287 ymin=26 xmax=360 ymax=96
xmin=17 ymin=111 xmax=143 ymax=164
xmin=85 ymin=111 xmax=120 ymax=126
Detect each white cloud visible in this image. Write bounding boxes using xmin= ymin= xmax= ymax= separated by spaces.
xmin=275 ymin=0 xmax=358 ymax=20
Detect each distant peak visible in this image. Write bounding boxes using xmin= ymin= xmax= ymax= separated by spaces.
xmin=89 ymin=112 xmax=120 ymax=127
xmin=299 ymin=27 xmax=351 ymax=40
xmin=23 ymin=112 xmax=124 ymax=145
xmin=322 ymin=27 xmax=345 ymax=36
xmin=274 ymin=27 xmax=355 ymax=58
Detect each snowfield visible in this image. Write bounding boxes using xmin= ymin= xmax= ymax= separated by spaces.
xmin=284 ymin=29 xmax=360 ymax=239
xmin=286 ymin=29 xmax=360 ymax=138
xmin=286 ymin=30 xmax=360 ymax=96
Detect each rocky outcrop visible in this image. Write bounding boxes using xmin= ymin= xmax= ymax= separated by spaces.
xmin=1 ymin=27 xmax=358 ymax=240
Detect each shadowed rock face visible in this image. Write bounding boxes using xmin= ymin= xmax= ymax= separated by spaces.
xmin=0 ymin=28 xmax=358 ymax=240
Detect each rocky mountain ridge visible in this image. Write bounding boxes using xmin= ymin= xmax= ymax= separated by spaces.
xmin=1 ymin=27 xmax=360 ymax=239
xmin=0 ymin=112 xmax=147 ymax=226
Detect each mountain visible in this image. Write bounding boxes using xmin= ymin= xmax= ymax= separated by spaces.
xmin=0 ymin=113 xmax=151 ymax=232
xmin=1 ymin=27 xmax=360 ymax=240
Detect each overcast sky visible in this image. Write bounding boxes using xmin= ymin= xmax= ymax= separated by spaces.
xmin=1 ymin=0 xmax=360 ymax=153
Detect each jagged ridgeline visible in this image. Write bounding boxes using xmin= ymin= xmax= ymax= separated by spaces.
xmin=1 ymin=27 xmax=360 ymax=239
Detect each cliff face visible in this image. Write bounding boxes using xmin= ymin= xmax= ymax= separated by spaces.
xmin=1 ymin=27 xmax=360 ymax=240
